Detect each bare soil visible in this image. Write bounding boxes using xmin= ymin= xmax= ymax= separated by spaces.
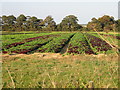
xmin=60 ymin=43 xmax=69 ymax=54
xmin=1 ymin=53 xmax=118 ymax=62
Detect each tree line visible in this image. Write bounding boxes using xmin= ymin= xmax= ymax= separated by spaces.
xmin=0 ymin=14 xmax=120 ymax=32
xmin=87 ymin=15 xmax=120 ymax=32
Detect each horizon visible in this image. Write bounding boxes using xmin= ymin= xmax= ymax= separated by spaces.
xmin=1 ymin=1 xmax=118 ymax=24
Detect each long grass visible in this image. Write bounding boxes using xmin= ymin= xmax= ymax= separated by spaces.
xmin=2 ymin=54 xmax=118 ymax=88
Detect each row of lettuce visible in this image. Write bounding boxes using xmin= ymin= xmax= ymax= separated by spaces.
xmin=91 ymin=33 xmax=120 ymax=49
xmin=2 ymin=32 xmax=117 ymax=54
xmin=2 ymin=33 xmax=62 ymax=54
xmin=2 ymin=33 xmax=58 ymax=47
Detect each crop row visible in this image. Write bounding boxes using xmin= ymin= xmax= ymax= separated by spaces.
xmin=100 ymin=34 xmax=120 ymax=40
xmin=2 ymin=34 xmax=60 ymax=50
xmin=2 ymin=34 xmax=63 ymax=54
xmin=37 ymin=33 xmax=74 ymax=53
xmin=84 ymin=33 xmax=113 ymax=54
xmin=3 ymin=38 xmax=52 ymax=54
xmin=90 ymin=33 xmax=119 ymax=48
xmin=67 ymin=33 xmax=95 ymax=54
xmin=2 ymin=33 xmax=52 ymax=47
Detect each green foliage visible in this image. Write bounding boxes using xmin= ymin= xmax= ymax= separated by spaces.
xmin=87 ymin=15 xmax=117 ymax=32
xmin=58 ymin=15 xmax=82 ymax=31
xmin=81 ymin=27 xmax=89 ymax=31
xmin=67 ymin=32 xmax=92 ymax=54
xmin=90 ymin=32 xmax=120 ymax=53
xmin=2 ymin=32 xmax=117 ymax=55
xmin=2 ymin=33 xmax=54 ymax=49
xmin=115 ymin=19 xmax=120 ymax=32
xmin=37 ymin=33 xmax=74 ymax=53
xmin=2 ymin=14 xmax=119 ymax=32
xmin=43 ymin=16 xmax=56 ymax=31
xmin=5 ymin=37 xmax=52 ymax=53
xmin=98 ymin=15 xmax=115 ymax=25
xmin=16 ymin=14 xmax=26 ymax=23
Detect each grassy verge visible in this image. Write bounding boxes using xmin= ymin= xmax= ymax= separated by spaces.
xmin=2 ymin=53 xmax=118 ymax=88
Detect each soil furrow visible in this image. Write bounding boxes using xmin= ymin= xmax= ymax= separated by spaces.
xmin=60 ymin=34 xmax=75 ymax=54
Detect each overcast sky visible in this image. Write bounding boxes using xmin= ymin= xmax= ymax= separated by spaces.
xmin=0 ymin=0 xmax=119 ymax=24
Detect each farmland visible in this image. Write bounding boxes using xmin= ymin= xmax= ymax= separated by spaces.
xmin=2 ymin=32 xmax=119 ymax=55
xmin=1 ymin=31 xmax=119 ymax=88
xmin=1 ymin=2 xmax=120 ymax=88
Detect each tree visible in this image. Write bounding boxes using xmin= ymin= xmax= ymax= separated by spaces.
xmin=56 ymin=24 xmax=62 ymax=31
xmin=43 ymin=16 xmax=56 ymax=31
xmin=98 ymin=15 xmax=115 ymax=26
xmin=16 ymin=14 xmax=27 ymax=31
xmin=115 ymin=19 xmax=120 ymax=32
xmin=91 ymin=17 xmax=98 ymax=23
xmin=98 ymin=15 xmax=115 ymax=32
xmin=16 ymin=14 xmax=26 ymax=22
xmin=87 ymin=21 xmax=103 ymax=31
xmin=87 ymin=15 xmax=116 ymax=32
xmin=59 ymin=15 xmax=82 ymax=31
xmin=2 ymin=15 xmax=8 ymax=24
xmin=81 ymin=27 xmax=89 ymax=31
xmin=7 ymin=15 xmax=16 ymax=25
xmin=27 ymin=16 xmax=38 ymax=30
xmin=2 ymin=15 xmax=16 ymax=31
xmin=104 ymin=25 xmax=113 ymax=33
xmin=38 ymin=19 xmax=44 ymax=27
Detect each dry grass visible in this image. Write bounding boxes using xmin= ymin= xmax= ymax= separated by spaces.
xmin=2 ymin=53 xmax=118 ymax=88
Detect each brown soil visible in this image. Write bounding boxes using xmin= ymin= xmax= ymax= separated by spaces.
xmin=1 ymin=53 xmax=118 ymax=62
xmin=60 ymin=43 xmax=69 ymax=54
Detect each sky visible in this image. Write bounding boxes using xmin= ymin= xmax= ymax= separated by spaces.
xmin=0 ymin=0 xmax=119 ymax=24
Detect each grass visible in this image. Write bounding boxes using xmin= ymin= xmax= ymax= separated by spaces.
xmin=2 ymin=53 xmax=118 ymax=88
xmin=88 ymin=31 xmax=120 ymax=35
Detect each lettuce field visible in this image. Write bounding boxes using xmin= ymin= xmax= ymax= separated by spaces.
xmin=2 ymin=32 xmax=119 ymax=55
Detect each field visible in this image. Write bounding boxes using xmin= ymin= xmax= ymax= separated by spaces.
xmin=1 ymin=31 xmax=119 ymax=88
xmin=2 ymin=32 xmax=120 ymax=54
